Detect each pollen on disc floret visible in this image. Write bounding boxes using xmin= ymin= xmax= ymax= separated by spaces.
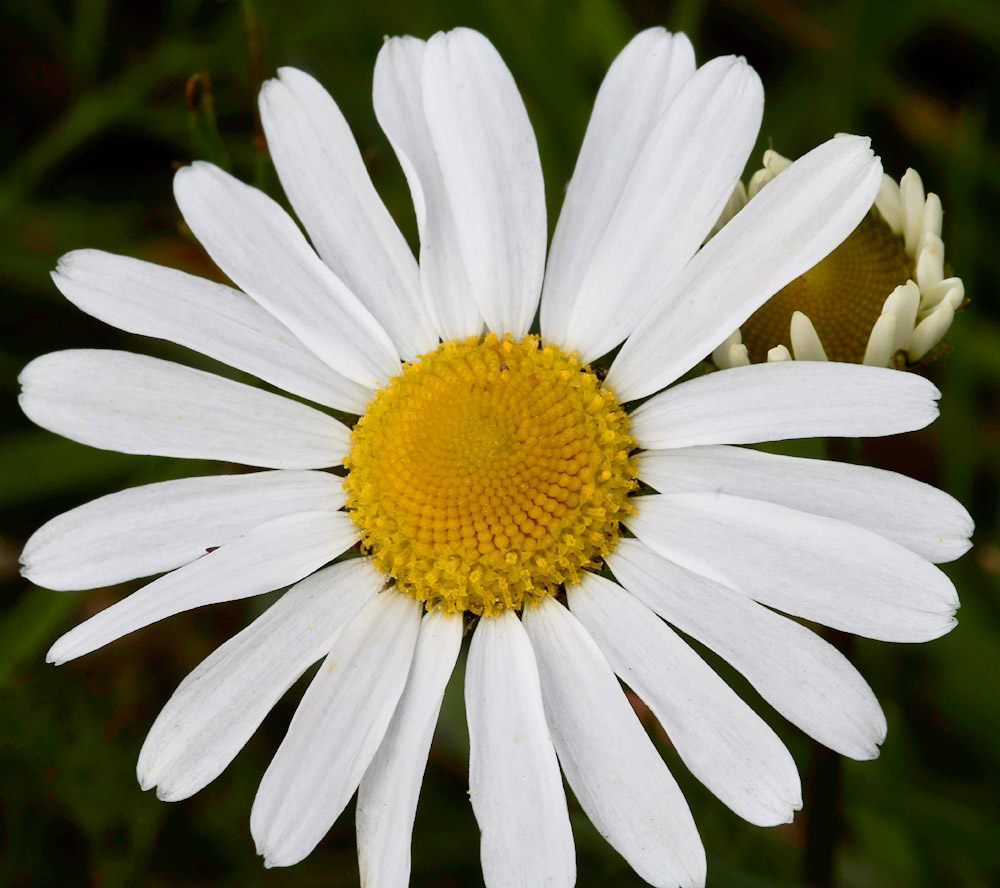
xmin=344 ymin=334 xmax=638 ymax=616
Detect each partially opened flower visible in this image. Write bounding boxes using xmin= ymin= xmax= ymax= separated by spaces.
xmin=712 ymin=147 xmax=966 ymax=369
xmin=19 ymin=27 xmax=971 ymax=888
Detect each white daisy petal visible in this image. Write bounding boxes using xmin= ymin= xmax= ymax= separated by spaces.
xmin=628 ymin=493 xmax=959 ymax=642
xmin=569 ymin=573 xmax=802 ymax=828
xmin=466 ymin=610 xmax=575 ymax=888
xmin=174 ymin=161 xmax=400 ymax=388
xmin=629 ymin=361 xmax=940 ymax=448
xmin=356 ymin=609 xmax=463 ymax=888
xmin=541 ymin=27 xmax=696 ymax=350
xmin=46 ymin=510 xmax=358 ymax=665
xmin=259 ymin=68 xmax=437 ymax=360
xmin=608 ymin=540 xmax=887 ymax=760
xmin=373 ymin=36 xmax=481 ymax=341
xmin=421 ymin=28 xmax=547 ymax=340
xmin=555 ymin=55 xmax=764 ymax=362
xmin=21 ymin=470 xmax=345 ymax=591
xmin=522 ymin=597 xmax=706 ymax=888
xmin=607 ymin=135 xmax=883 ymax=401
xmin=19 ymin=350 xmax=350 ymax=469
xmin=251 ymin=589 xmax=422 ymax=869
xmin=138 ymin=558 xmax=381 ymax=801
xmin=51 ymin=249 xmax=372 ymax=414
xmin=638 ymin=445 xmax=973 ymax=563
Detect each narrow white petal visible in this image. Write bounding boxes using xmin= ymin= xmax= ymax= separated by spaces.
xmin=46 ymin=510 xmax=358 ymax=664
xmin=608 ymin=136 xmax=883 ymax=401
xmin=569 ymin=574 xmax=801 ymax=827
xmin=883 ymin=281 xmax=921 ymax=353
xmin=51 ymin=249 xmax=372 ymax=413
xmin=373 ymin=36 xmax=482 ymax=341
xmin=608 ymin=540 xmax=887 ymax=759
xmin=466 ymin=610 xmax=575 ymax=888
xmin=138 ymin=558 xmax=381 ymax=801
xmin=638 ymin=445 xmax=972 ymax=563
xmin=21 ymin=470 xmax=345 ymax=591
xmin=523 ymin=598 xmax=706 ymax=888
xmin=629 ymin=361 xmax=940 ymax=449
xmin=422 ymin=29 xmax=546 ymax=339
xmin=922 ymin=276 xmax=964 ymax=313
xmin=863 ymin=312 xmax=897 ymax=367
xmin=20 ymin=350 xmax=350 ymax=469
xmin=909 ymin=301 xmax=955 ymax=361
xmin=259 ymin=68 xmax=437 ymax=360
xmin=251 ymin=589 xmax=422 ymax=868
xmin=541 ymin=28 xmax=696 ymax=349
xmin=627 ymin=493 xmax=959 ymax=642
xmin=174 ymin=162 xmax=400 ymax=388
xmin=556 ymin=56 xmax=764 ymax=362
xmin=789 ymin=311 xmax=829 ymax=361
xmin=920 ymin=192 xmax=943 ymax=243
xmin=357 ymin=610 xmax=463 ymax=888
xmin=916 ymin=234 xmax=945 ymax=290
xmin=900 ymin=168 xmax=925 ymax=255
xmin=875 ymin=173 xmax=904 ymax=233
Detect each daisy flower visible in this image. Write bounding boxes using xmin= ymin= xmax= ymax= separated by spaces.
xmin=712 ymin=147 xmax=966 ymax=369
xmin=19 ymin=27 xmax=972 ymax=888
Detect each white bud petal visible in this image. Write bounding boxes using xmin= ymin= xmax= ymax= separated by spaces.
xmin=900 ymin=168 xmax=926 ymax=255
xmin=916 ymin=234 xmax=945 ymax=290
xmin=921 ymin=192 xmax=943 ymax=242
xmin=882 ymin=281 xmax=920 ymax=352
xmin=908 ymin=301 xmax=955 ymax=361
xmin=875 ymin=174 xmax=904 ymax=234
xmin=863 ymin=312 xmax=898 ymax=367
xmin=712 ymin=329 xmax=743 ymax=369
xmin=790 ymin=311 xmax=828 ymax=362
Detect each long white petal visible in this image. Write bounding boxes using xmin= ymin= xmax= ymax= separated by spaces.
xmin=609 ymin=540 xmax=887 ymax=759
xmin=19 ymin=350 xmax=350 ymax=469
xmin=569 ymin=573 xmax=801 ymax=827
xmin=174 ymin=161 xmax=400 ymax=388
xmin=421 ymin=28 xmax=546 ymax=339
xmin=629 ymin=362 xmax=940 ymax=448
xmin=356 ymin=609 xmax=463 ymax=888
xmin=607 ymin=136 xmax=883 ymax=400
xmin=138 ymin=558 xmax=382 ymax=801
xmin=259 ymin=68 xmax=437 ymax=360
xmin=541 ymin=28 xmax=695 ymax=350
xmin=466 ymin=610 xmax=575 ymax=888
xmin=251 ymin=589 xmax=422 ymax=868
xmin=523 ymin=597 xmax=706 ymax=888
xmin=21 ymin=470 xmax=344 ymax=591
xmin=46 ymin=510 xmax=358 ymax=664
xmin=51 ymin=249 xmax=372 ymax=414
xmin=628 ymin=493 xmax=959 ymax=642
xmin=554 ymin=56 xmax=763 ymax=362
xmin=639 ymin=445 xmax=973 ymax=563
xmin=373 ymin=36 xmax=481 ymax=341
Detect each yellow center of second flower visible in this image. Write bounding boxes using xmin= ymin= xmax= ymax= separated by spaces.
xmin=344 ymin=334 xmax=637 ymax=616
xmin=740 ymin=212 xmax=914 ymax=363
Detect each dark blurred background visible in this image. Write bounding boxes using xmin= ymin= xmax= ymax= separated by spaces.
xmin=1 ymin=0 xmax=998 ymax=886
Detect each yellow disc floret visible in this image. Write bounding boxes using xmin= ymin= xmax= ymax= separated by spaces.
xmin=344 ymin=334 xmax=637 ymax=616
xmin=740 ymin=209 xmax=914 ymax=364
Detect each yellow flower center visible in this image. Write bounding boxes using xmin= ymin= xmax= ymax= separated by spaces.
xmin=344 ymin=334 xmax=637 ymax=616
xmin=740 ymin=211 xmax=913 ymax=363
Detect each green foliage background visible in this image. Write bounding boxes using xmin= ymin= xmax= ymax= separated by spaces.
xmin=1 ymin=0 xmax=998 ymax=886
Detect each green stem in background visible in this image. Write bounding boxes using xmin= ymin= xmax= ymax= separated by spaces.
xmin=239 ymin=0 xmax=273 ymax=191
xmin=186 ymin=72 xmax=233 ymax=172
xmin=801 ymin=435 xmax=858 ymax=887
